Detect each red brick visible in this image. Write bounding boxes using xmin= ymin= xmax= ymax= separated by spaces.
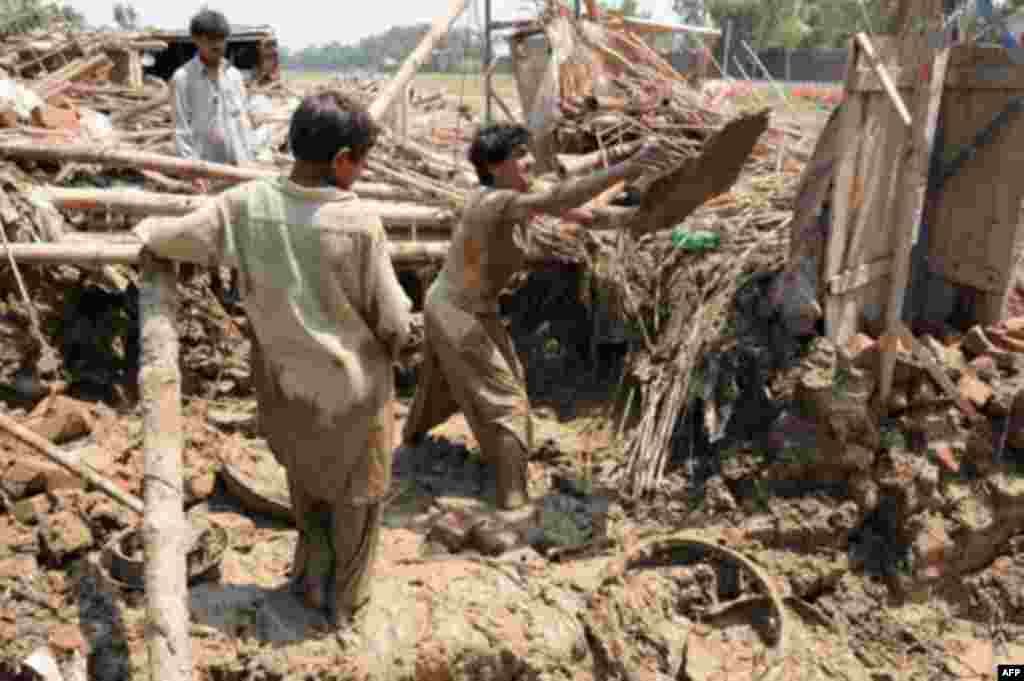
xmin=957 ymin=372 xmax=992 ymax=409
xmin=929 ymin=441 xmax=960 ymax=474
xmin=49 ymin=623 xmax=86 ymax=653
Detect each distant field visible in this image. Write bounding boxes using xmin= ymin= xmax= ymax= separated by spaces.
xmin=283 ymin=69 xmax=520 ymax=115
xmin=281 ymin=69 xmax=840 ymax=129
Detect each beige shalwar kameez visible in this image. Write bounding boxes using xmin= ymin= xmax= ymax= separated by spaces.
xmin=403 ymin=187 xmax=534 ymax=463
xmin=134 ymin=177 xmax=412 ymax=621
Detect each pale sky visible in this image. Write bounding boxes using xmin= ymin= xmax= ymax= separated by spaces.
xmin=66 ymin=0 xmax=679 ymax=50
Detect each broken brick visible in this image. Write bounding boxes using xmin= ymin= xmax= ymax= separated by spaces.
xmin=48 ymin=623 xmax=86 ymax=653
xmin=0 ymin=106 xmax=17 ymax=128
xmin=957 ymin=372 xmax=992 ymax=409
xmin=0 ymin=461 xmax=46 ymax=499
xmin=843 ymin=333 xmax=875 ymax=359
xmin=928 ymin=441 xmax=961 ymax=474
xmin=0 ymin=554 xmax=37 ymax=580
xmin=12 ymin=493 xmax=52 ymax=525
xmin=1008 ymin=388 xmax=1024 ymax=450
xmin=186 ymin=470 xmax=218 ymax=504
xmin=967 ymin=355 xmax=998 ymax=381
xmin=30 ymin=104 xmax=80 ymax=130
xmin=428 ymin=512 xmax=472 ymax=552
xmin=962 ymin=325 xmax=996 ymax=357
xmin=39 ymin=510 xmax=94 ymax=564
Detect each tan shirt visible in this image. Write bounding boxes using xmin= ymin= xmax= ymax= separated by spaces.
xmin=437 ymin=187 xmax=526 ymax=315
xmin=134 ymin=177 xmax=413 ymax=421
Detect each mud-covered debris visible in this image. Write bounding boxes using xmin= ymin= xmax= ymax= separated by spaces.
xmin=427 ymin=511 xmax=472 ymax=552
xmin=39 ymin=509 xmax=93 ymax=565
xmin=185 ymin=470 xmax=218 ymax=506
xmin=957 ymin=371 xmax=992 ymax=410
xmin=1 ymin=461 xmax=47 ymax=500
xmin=12 ymin=493 xmax=52 ymax=525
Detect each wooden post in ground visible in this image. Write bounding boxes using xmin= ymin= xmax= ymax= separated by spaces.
xmin=139 ymin=255 xmax=191 ymax=681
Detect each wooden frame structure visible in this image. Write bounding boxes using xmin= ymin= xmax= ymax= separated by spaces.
xmin=820 ymin=37 xmax=1024 ymax=351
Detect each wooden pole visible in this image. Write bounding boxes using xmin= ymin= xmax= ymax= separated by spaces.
xmin=139 ymin=254 xmax=191 ymax=681
xmin=878 ymin=46 xmax=951 ymax=410
xmin=40 ymin=186 xmax=458 ymax=227
xmin=854 ymin=32 xmax=913 ymax=127
xmin=722 ymin=20 xmax=732 ymax=78
xmin=0 ymin=411 xmax=144 ymax=514
xmin=368 ymin=0 xmax=471 ymax=122
xmin=0 ymin=142 xmax=420 ymax=202
xmin=110 ymin=92 xmax=170 ymax=126
xmin=1 ymin=240 xmax=583 ymax=267
xmin=484 ymin=0 xmax=493 ymax=125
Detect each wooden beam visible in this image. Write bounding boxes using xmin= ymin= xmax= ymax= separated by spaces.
xmin=139 ymin=255 xmax=191 ymax=681
xmin=827 ymin=257 xmax=893 ymax=295
xmin=854 ymin=32 xmax=912 ymax=127
xmin=39 ymin=186 xmax=457 ymax=227
xmin=2 ymin=241 xmax=582 ymax=267
xmin=368 ymin=0 xmax=471 ymax=122
xmin=0 ymin=411 xmax=144 ymax=514
xmin=0 ymin=143 xmax=423 ymax=202
xmin=618 ymin=17 xmax=722 ymax=36
xmin=878 ymin=45 xmax=952 ymax=411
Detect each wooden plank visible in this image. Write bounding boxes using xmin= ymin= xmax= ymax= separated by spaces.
xmin=828 ymin=257 xmax=893 ymax=295
xmin=926 ymin=86 xmax=1024 ymax=322
xmin=824 ymin=38 xmax=863 ymax=342
xmin=788 ymin=104 xmax=842 ymax=267
xmin=878 ymin=45 xmax=952 ymax=411
xmin=928 ymin=244 xmax=1008 ymax=293
xmin=830 ymin=95 xmax=904 ymax=343
xmin=850 ymin=67 xmax=1024 ymax=92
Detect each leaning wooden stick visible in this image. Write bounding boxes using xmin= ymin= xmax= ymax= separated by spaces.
xmin=0 ymin=411 xmax=145 ymax=514
xmin=854 ymin=32 xmax=913 ymax=127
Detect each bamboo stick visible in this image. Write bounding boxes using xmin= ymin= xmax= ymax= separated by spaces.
xmin=368 ymin=0 xmax=471 ymax=122
xmin=139 ymin=254 xmax=191 ymax=681
xmin=109 ymin=92 xmax=169 ymax=125
xmin=854 ymin=32 xmax=913 ymax=127
xmin=0 ymin=411 xmax=144 ymax=514
xmin=559 ymin=140 xmax=644 ymax=176
xmin=39 ymin=186 xmax=458 ymax=227
xmin=1 ymin=240 xmax=581 ymax=267
xmin=0 ymin=142 xmax=427 ymax=202
xmin=37 ymin=53 xmax=114 ymax=97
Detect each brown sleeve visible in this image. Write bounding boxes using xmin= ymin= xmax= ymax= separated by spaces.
xmin=362 ymin=221 xmax=413 ymax=356
xmin=133 ymin=185 xmax=245 ymax=267
xmin=469 ymin=188 xmax=521 ymax=239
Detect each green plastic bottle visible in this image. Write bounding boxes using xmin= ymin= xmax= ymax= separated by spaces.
xmin=671 ymin=228 xmax=720 ymax=252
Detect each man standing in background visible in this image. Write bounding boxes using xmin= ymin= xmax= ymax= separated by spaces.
xmin=171 ymin=8 xmax=252 ymax=304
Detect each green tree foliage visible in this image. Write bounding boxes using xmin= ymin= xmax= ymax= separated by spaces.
xmin=694 ymin=0 xmax=893 ymax=49
xmin=0 ymin=0 xmax=85 ymax=35
xmin=284 ymin=23 xmax=483 ymax=71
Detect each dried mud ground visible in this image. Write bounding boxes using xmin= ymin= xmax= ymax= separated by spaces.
xmin=2 ymin=262 xmax=1024 ymax=679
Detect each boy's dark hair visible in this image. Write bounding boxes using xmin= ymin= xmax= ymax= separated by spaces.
xmin=288 ymin=91 xmax=380 ymax=164
xmin=468 ymin=123 xmax=531 ymax=185
xmin=189 ymin=9 xmax=231 ymax=38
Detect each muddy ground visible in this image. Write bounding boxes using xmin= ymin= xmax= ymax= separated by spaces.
xmin=1 ymin=263 xmax=1024 ymax=681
